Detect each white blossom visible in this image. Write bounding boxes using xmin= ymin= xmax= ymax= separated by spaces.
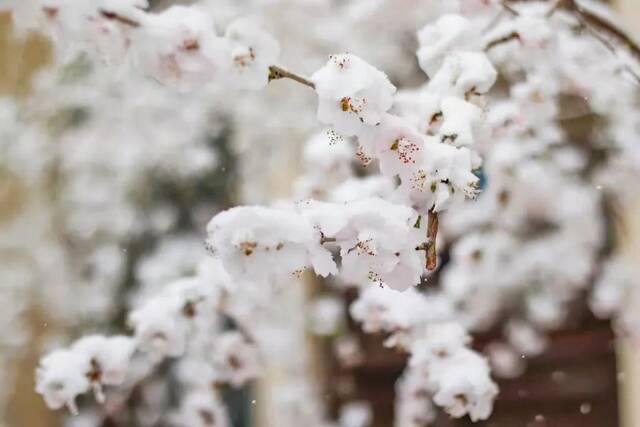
xmin=205 ymin=205 xmax=334 ymax=282
xmin=36 ymin=350 xmax=91 ymax=414
xmin=212 ymin=331 xmax=260 ymax=388
xmin=129 ymin=277 xmax=219 ymax=359
xmin=395 ymin=368 xmax=437 ymax=427
xmin=429 ymin=348 xmax=497 ymax=422
xmin=416 ymin=14 xmax=478 ymax=77
xmin=485 ymin=342 xmax=525 ymax=379
xmin=505 ymin=320 xmax=546 ymax=358
xmin=174 ymin=390 xmax=230 ymax=427
xmin=71 ymin=335 xmax=135 ymax=394
xmin=309 ymin=295 xmax=345 ymax=336
xmin=311 ymin=54 xmax=396 ymax=136
xmin=131 ymin=5 xmax=229 ymax=91
xmin=332 ymin=198 xmax=424 ymax=291
xmin=339 ymin=401 xmax=372 ymax=427
xmin=358 ymin=114 xmax=425 ymax=180
xmin=428 ymin=51 xmax=497 ymax=99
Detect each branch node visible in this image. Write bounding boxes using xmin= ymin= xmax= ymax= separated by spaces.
xmin=320 ymin=236 xmax=336 ymax=245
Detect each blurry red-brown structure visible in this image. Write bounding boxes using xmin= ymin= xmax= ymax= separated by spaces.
xmin=328 ymin=306 xmax=618 ymax=427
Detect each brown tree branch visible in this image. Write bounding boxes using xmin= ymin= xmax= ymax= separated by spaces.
xmin=320 ymin=236 xmax=336 ymax=244
xmin=484 ymin=31 xmax=522 ymax=51
xmin=416 ymin=210 xmax=439 ymax=270
xmin=99 ymin=9 xmax=141 ymax=28
xmin=426 ymin=209 xmax=439 ymax=271
xmin=268 ymin=65 xmax=316 ymax=89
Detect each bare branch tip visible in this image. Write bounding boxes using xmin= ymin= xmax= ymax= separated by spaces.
xmin=268 ymin=65 xmax=316 ymax=89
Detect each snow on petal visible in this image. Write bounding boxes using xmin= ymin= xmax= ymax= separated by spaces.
xmin=311 ymin=54 xmax=396 ymax=136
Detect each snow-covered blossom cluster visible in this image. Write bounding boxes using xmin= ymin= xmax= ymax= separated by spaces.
xmin=286 ymin=1 xmax=640 ymax=424
xmin=37 ymin=335 xmax=136 ymax=414
xmin=351 ymin=287 xmax=497 ymax=423
xmin=206 ymin=12 xmax=499 ymax=302
xmin=4 ymin=0 xmax=639 ymax=426
xmin=36 ymin=257 xmax=260 ymax=424
xmin=432 ymin=1 xmax=640 ymax=371
xmin=206 ymin=198 xmax=425 ymax=291
xmin=0 ymin=53 xmax=229 ymax=426
xmin=311 ymin=40 xmax=494 ymax=213
xmin=2 ymin=0 xmax=280 ymax=91
xmin=200 ymin=15 xmax=501 ymax=416
xmin=23 ymin=0 xmax=502 ymax=422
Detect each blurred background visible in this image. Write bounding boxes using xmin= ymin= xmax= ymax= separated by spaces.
xmin=1 ymin=1 xmax=640 ymax=427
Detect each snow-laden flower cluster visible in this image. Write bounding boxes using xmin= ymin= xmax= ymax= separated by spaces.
xmin=311 ymin=26 xmax=496 ymax=212
xmin=440 ymin=159 xmax=603 ymax=334
xmin=432 ymin=0 xmax=640 ymax=377
xmin=393 ymin=14 xmax=496 ymax=212
xmin=170 ymin=390 xmax=230 ymax=427
xmin=129 ymin=276 xmax=219 ymax=359
xmin=408 ymin=331 xmax=497 ymax=422
xmin=1 ymin=32 xmax=227 ymax=423
xmin=350 ymin=287 xmax=497 ymax=422
xmin=198 ymin=9 xmax=497 ymax=424
xmin=294 ymin=129 xmax=396 ymax=204
xmin=0 ymin=41 xmax=232 ymax=425
xmin=2 ymin=1 xmax=280 ymax=91
xmin=36 ymin=335 xmax=135 ymax=414
xmin=206 ymin=198 xmax=425 ymax=291
xmin=36 ymin=257 xmax=260 ymax=422
xmin=287 ymin=3 xmax=640 ymax=424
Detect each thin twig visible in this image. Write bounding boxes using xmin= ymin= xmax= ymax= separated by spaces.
xmin=414 ymin=210 xmax=439 ymax=270
xmin=99 ymin=9 xmax=141 ymax=28
xmin=484 ymin=31 xmax=522 ymax=51
xmin=268 ymin=65 xmax=316 ymax=89
xmin=500 ymin=1 xmax=520 ymax=16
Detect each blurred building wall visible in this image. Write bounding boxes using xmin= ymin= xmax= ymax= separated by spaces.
xmin=615 ymin=0 xmax=640 ymax=27
xmin=0 ymin=13 xmax=51 ymax=97
xmin=612 ymin=2 xmax=640 ymax=427
xmin=0 ymin=12 xmax=57 ymax=427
